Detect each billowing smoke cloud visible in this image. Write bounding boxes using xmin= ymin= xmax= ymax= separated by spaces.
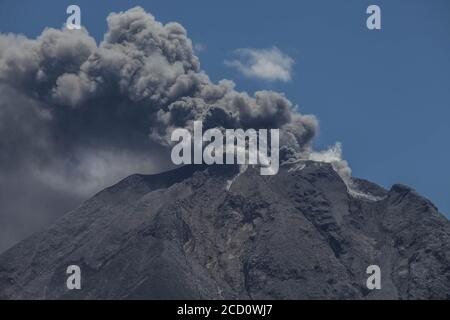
xmin=0 ymin=7 xmax=348 ymax=252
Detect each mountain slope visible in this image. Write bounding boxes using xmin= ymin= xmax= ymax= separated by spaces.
xmin=0 ymin=162 xmax=448 ymax=299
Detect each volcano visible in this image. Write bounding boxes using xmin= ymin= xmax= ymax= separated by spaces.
xmin=0 ymin=161 xmax=448 ymax=299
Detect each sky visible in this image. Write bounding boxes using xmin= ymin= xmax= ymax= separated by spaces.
xmin=0 ymin=0 xmax=449 ymax=244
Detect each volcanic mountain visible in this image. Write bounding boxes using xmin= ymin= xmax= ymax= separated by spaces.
xmin=0 ymin=161 xmax=448 ymax=299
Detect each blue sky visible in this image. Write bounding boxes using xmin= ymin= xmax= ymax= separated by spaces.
xmin=1 ymin=0 xmax=449 ymax=217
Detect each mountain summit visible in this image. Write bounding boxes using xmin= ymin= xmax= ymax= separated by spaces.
xmin=0 ymin=162 xmax=448 ymax=299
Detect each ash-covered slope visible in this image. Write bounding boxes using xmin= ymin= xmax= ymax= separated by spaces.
xmin=0 ymin=162 xmax=449 ymax=299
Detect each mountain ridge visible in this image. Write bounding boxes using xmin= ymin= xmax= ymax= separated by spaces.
xmin=0 ymin=161 xmax=448 ymax=299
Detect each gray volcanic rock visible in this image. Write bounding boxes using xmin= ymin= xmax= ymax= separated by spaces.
xmin=0 ymin=161 xmax=448 ymax=299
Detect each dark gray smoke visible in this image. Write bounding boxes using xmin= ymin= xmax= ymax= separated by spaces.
xmin=0 ymin=7 xmax=324 ymax=252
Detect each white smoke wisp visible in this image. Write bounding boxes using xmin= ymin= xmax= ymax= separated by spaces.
xmin=308 ymin=142 xmax=352 ymax=183
xmin=307 ymin=143 xmax=384 ymax=201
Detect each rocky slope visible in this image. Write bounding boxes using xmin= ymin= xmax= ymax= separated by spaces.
xmin=0 ymin=161 xmax=448 ymax=299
